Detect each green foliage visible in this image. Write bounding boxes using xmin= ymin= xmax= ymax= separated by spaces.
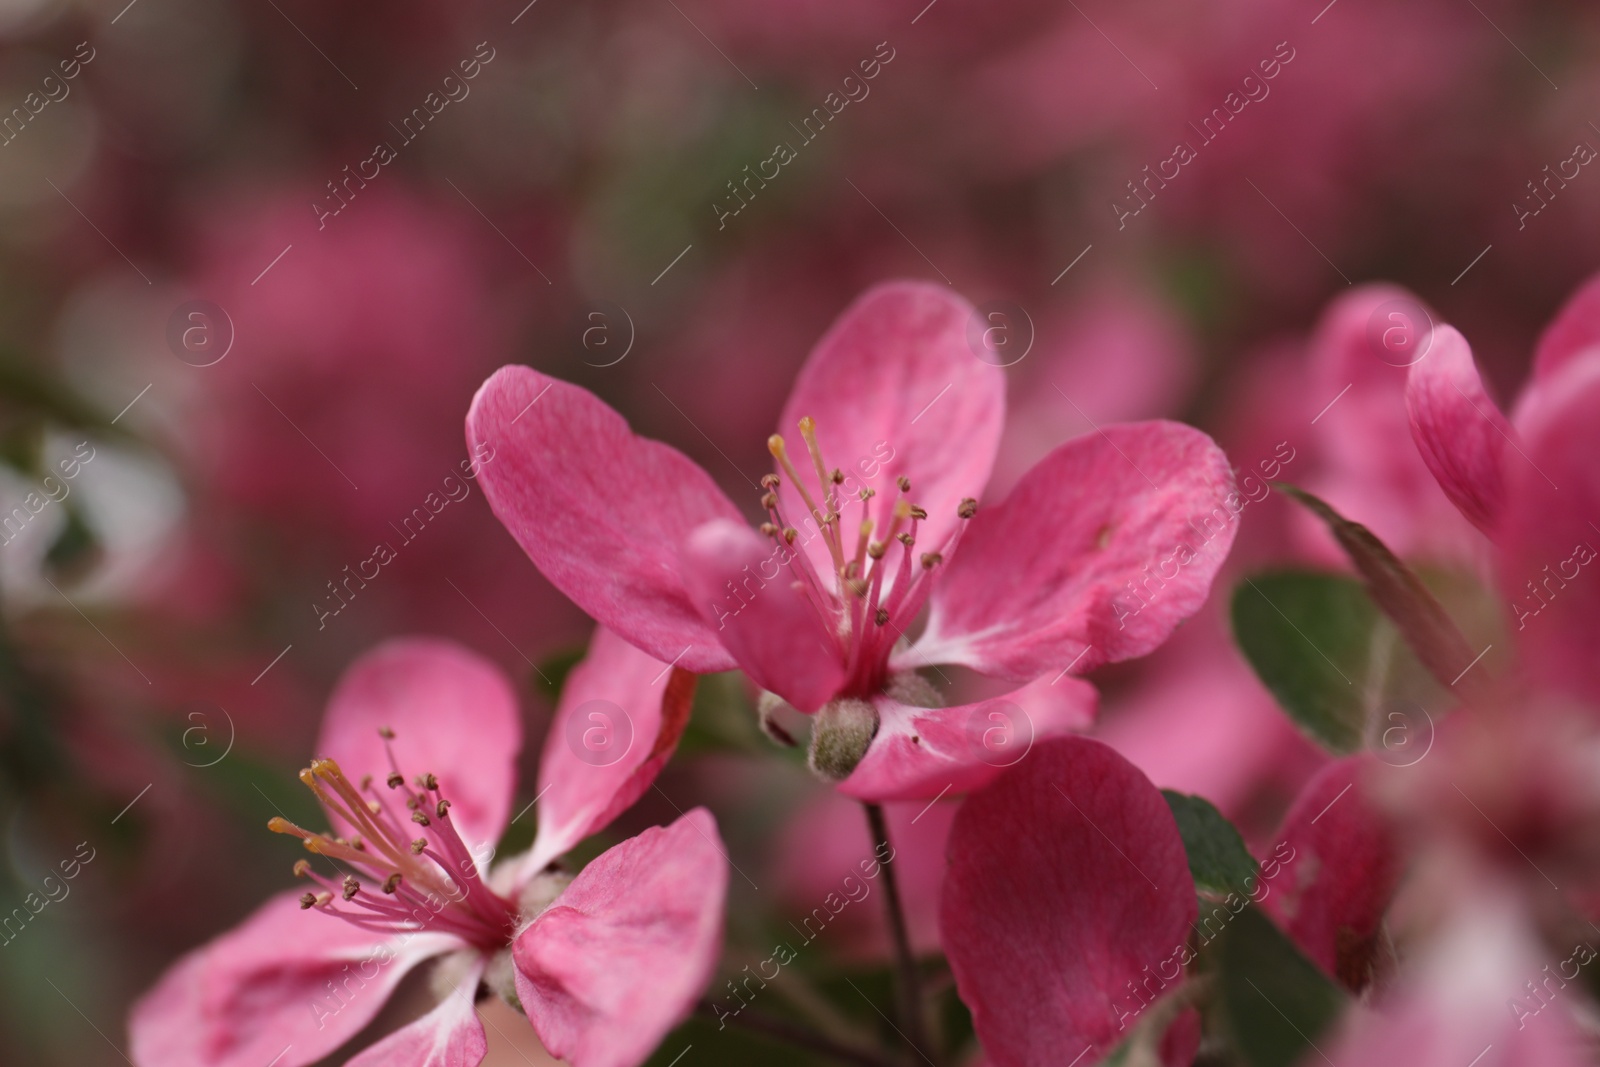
xmin=1273 ymin=484 xmax=1479 ymax=693
xmin=1163 ymin=790 xmax=1258 ymax=899
xmin=1231 ymin=570 xmax=1381 ymax=753
xmin=1218 ymin=907 xmax=1346 ymax=1067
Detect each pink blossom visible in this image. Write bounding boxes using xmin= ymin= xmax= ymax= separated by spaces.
xmin=467 ymin=281 xmax=1238 ymax=799
xmin=129 ymin=634 xmax=726 ymax=1067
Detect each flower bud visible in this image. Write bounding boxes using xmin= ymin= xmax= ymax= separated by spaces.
xmin=807 ymin=698 xmax=879 ymax=782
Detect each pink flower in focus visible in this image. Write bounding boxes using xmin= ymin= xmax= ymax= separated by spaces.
xmin=467 ymin=281 xmax=1239 ymax=800
xmin=129 ymin=633 xmax=726 ymax=1067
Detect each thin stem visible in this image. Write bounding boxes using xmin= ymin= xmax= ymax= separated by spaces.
xmin=863 ymin=802 xmax=933 ymax=1064
xmin=696 ymin=1000 xmax=901 ymax=1067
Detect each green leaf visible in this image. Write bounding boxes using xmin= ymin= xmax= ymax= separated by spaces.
xmin=1218 ymin=907 xmax=1346 ymax=1067
xmin=1163 ymin=790 xmax=1258 ymax=899
xmin=1231 ymin=570 xmax=1379 ymax=754
xmin=1273 ymin=484 xmax=1481 ymax=697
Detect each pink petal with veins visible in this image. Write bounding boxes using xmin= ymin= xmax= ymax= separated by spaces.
xmin=941 ymin=738 xmax=1196 ymax=1067
xmin=345 ymin=957 xmax=488 ymax=1067
xmin=679 ymin=518 xmax=845 ymax=712
xmin=838 ymin=674 xmax=1097 ymax=802
xmin=466 ymin=365 xmax=740 ymax=673
xmin=1497 ymin=350 xmax=1600 ymax=710
xmin=523 ymin=626 xmax=696 ymax=878
xmin=317 ymin=638 xmax=521 ymax=861
xmin=514 ymin=810 xmax=728 ymax=1067
xmin=129 ymin=892 xmax=460 ymax=1067
xmin=1404 ymin=326 xmax=1508 ymax=537
xmin=1260 ymin=756 xmax=1401 ymax=990
xmin=911 ymin=421 xmax=1236 ymax=681
xmin=775 ymin=281 xmax=1005 ymax=595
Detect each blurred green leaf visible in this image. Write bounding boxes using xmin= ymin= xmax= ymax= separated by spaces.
xmin=1218 ymin=907 xmax=1346 ymax=1067
xmin=0 ymin=353 xmax=134 ymax=442
xmin=160 ymin=730 xmax=323 ymax=832
xmin=1274 ymin=484 xmax=1479 ymax=696
xmin=1231 ymin=571 xmax=1379 ymax=754
xmin=1164 ymin=790 xmax=1258 ymax=899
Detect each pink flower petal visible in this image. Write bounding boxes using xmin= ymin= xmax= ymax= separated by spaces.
xmin=522 ymin=626 xmax=698 ymax=879
xmin=345 ymin=957 xmax=488 ymax=1067
xmin=129 ymin=891 xmax=460 ymax=1067
xmin=1533 ymin=267 xmax=1600 ymax=382
xmin=513 ymin=809 xmax=728 ymax=1067
xmin=1496 ymin=349 xmax=1600 ymax=709
xmin=466 ymin=365 xmax=740 ymax=673
xmin=1404 ymin=326 xmax=1508 ymax=537
xmin=941 ymin=738 xmax=1197 ymax=1067
xmin=775 ymin=281 xmax=1005 ymax=594
xmin=837 ymin=675 xmax=1098 ymax=802
xmin=911 ymin=421 xmax=1237 ymax=681
xmin=317 ymin=638 xmax=521 ymax=858
xmin=1259 ymin=756 xmax=1401 ymax=990
xmin=1302 ymin=285 xmax=1482 ymax=563
xmin=678 ymin=518 xmax=845 ymax=712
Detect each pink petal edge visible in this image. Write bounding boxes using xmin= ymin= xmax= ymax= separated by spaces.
xmin=775 ymin=281 xmax=1006 ymax=598
xmin=941 ymin=737 xmax=1197 ymax=1067
xmin=129 ymin=891 xmax=460 ymax=1067
xmin=838 ymin=673 xmax=1098 ymax=802
xmin=466 ymin=365 xmax=740 ymax=673
xmin=911 ymin=421 xmax=1237 ymax=681
xmin=522 ymin=626 xmax=697 ymax=879
xmin=317 ymin=638 xmax=522 ymax=864
xmin=678 ymin=518 xmax=845 ymax=713
xmin=1258 ymin=755 xmax=1401 ymax=990
xmin=345 ymin=956 xmax=488 ymax=1067
xmin=1404 ymin=325 xmax=1508 ymax=537
xmin=513 ymin=809 xmax=729 ymax=1067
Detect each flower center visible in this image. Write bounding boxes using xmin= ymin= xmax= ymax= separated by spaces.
xmin=268 ymin=728 xmax=517 ymax=951
xmin=763 ymin=416 xmax=975 ymax=696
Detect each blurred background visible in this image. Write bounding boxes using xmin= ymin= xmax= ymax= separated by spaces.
xmin=0 ymin=0 xmax=1597 ymax=1062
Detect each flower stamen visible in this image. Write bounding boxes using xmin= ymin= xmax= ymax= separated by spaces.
xmin=268 ymin=731 xmax=516 ymax=949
